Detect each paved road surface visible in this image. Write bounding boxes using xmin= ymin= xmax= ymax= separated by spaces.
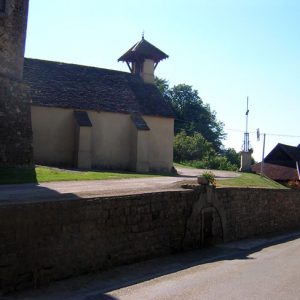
xmin=0 ymin=167 xmax=239 ymax=204
xmin=4 ymin=231 xmax=300 ymax=300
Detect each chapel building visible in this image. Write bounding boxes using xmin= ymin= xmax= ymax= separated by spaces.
xmin=24 ymin=37 xmax=174 ymax=172
xmin=0 ymin=0 xmax=174 ymax=172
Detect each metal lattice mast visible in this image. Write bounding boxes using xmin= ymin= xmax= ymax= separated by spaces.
xmin=243 ymin=96 xmax=250 ymax=152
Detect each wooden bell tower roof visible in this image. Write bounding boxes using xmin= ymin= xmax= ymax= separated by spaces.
xmin=118 ymin=37 xmax=169 ymax=63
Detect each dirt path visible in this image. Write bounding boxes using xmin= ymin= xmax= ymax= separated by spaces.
xmin=0 ymin=167 xmax=239 ymax=204
xmin=176 ymin=166 xmax=240 ymax=179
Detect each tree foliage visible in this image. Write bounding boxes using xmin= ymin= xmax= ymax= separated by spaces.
xmin=174 ymin=131 xmax=214 ymax=162
xmin=156 ymin=77 xmax=242 ymax=171
xmin=174 ymin=131 xmax=239 ymax=171
xmin=220 ymin=148 xmax=241 ymax=166
xmin=155 ymin=78 xmax=225 ymax=152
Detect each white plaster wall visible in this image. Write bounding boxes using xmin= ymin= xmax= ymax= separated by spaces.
xmin=88 ymin=111 xmax=132 ymax=169
xmin=31 ymin=106 xmax=174 ymax=172
xmin=77 ymin=126 xmax=92 ymax=169
xmin=142 ymin=59 xmax=155 ymax=84
xmin=144 ymin=116 xmax=174 ymax=172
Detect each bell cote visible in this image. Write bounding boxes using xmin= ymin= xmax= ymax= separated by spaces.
xmin=118 ymin=36 xmax=168 ymax=84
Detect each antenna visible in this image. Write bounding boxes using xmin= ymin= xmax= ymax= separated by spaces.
xmin=243 ymin=96 xmax=250 ymax=152
xmin=246 ymin=96 xmax=249 ymax=133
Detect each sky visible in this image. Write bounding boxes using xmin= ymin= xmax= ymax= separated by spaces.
xmin=25 ymin=0 xmax=300 ymax=161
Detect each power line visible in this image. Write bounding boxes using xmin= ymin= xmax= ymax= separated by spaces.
xmin=264 ymin=133 xmax=300 ymax=138
xmin=225 ymin=128 xmax=300 ymax=138
xmin=174 ymin=118 xmax=300 ymax=139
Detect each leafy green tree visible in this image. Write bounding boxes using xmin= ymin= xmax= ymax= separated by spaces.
xmin=220 ymin=148 xmax=240 ymax=167
xmin=170 ymin=84 xmax=225 ymax=151
xmin=156 ymin=78 xmax=242 ymax=171
xmin=174 ymin=132 xmax=239 ymax=171
xmin=174 ymin=131 xmax=214 ymax=162
xmin=155 ymin=78 xmax=225 ymax=152
xmin=155 ymin=77 xmax=171 ymax=100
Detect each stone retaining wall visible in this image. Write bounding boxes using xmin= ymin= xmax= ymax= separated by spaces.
xmin=0 ymin=187 xmax=300 ymax=293
xmin=218 ymin=188 xmax=300 ymax=241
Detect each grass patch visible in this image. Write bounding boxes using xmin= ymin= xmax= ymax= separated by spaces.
xmin=175 ymin=162 xmax=286 ymax=189
xmin=0 ymin=165 xmax=157 ymax=185
xmin=216 ymin=173 xmax=287 ymax=189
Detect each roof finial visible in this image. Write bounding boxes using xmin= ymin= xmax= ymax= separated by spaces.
xmin=142 ymin=30 xmax=144 ymax=40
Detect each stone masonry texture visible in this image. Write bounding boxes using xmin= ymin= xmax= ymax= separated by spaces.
xmin=0 ymin=0 xmax=29 ymax=80
xmin=0 ymin=77 xmax=33 ymax=165
xmin=0 ymin=0 xmax=33 ymax=166
xmin=0 ymin=188 xmax=300 ymax=293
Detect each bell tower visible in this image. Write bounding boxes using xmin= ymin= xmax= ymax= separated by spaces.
xmin=118 ymin=35 xmax=168 ymax=84
xmin=0 ymin=0 xmax=33 ymax=166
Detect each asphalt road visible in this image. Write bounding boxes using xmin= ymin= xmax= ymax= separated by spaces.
xmin=5 ymin=231 xmax=300 ymax=300
xmin=0 ymin=167 xmax=239 ymax=204
xmin=105 ymin=233 xmax=300 ymax=300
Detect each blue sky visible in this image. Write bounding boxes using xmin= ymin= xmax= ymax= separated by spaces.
xmin=25 ymin=0 xmax=300 ymax=161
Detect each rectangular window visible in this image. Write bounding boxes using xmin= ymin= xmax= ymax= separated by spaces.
xmin=0 ymin=0 xmax=6 ymax=13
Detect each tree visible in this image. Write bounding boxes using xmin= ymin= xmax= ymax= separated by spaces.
xmin=173 ymin=131 xmax=214 ymax=162
xmin=155 ymin=77 xmax=170 ymax=100
xmin=220 ymin=148 xmax=240 ymax=167
xmin=173 ymin=131 xmax=239 ymax=171
xmin=155 ymin=78 xmax=241 ymax=171
xmin=155 ymin=78 xmax=225 ymax=152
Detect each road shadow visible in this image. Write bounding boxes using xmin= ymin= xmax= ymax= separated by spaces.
xmin=0 ymin=182 xmax=81 ymax=204
xmin=6 ymin=230 xmax=300 ymax=300
xmin=84 ymin=230 xmax=300 ymax=300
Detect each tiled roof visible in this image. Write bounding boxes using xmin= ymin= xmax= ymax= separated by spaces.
xmin=279 ymin=143 xmax=300 ymax=161
xmin=252 ymin=163 xmax=299 ymax=181
xmin=118 ymin=38 xmax=168 ymax=63
xmin=264 ymin=143 xmax=300 ymax=167
xmin=23 ymin=58 xmax=174 ymax=118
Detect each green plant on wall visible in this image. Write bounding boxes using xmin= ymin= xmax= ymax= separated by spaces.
xmin=202 ymin=171 xmax=216 ymax=186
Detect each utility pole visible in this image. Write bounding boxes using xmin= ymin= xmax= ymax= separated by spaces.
xmin=260 ymin=133 xmax=266 ymax=175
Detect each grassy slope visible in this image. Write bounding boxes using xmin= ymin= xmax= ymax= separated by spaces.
xmin=175 ymin=162 xmax=286 ymax=189
xmin=216 ymin=173 xmax=287 ymax=189
xmin=0 ymin=166 xmax=155 ymax=184
xmin=0 ymin=164 xmax=287 ymax=189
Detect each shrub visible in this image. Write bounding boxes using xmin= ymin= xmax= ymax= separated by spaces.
xmin=183 ymin=156 xmax=238 ymax=171
xmin=174 ymin=131 xmax=214 ymax=162
xmin=202 ymin=171 xmax=216 ymax=186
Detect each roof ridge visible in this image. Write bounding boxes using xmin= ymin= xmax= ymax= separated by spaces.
xmin=24 ymin=57 xmax=132 ymax=76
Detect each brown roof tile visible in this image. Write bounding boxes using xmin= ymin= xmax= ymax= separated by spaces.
xmin=264 ymin=143 xmax=300 ymax=168
xmin=252 ymin=162 xmax=299 ymax=181
xmin=23 ymin=58 xmax=174 ymax=118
